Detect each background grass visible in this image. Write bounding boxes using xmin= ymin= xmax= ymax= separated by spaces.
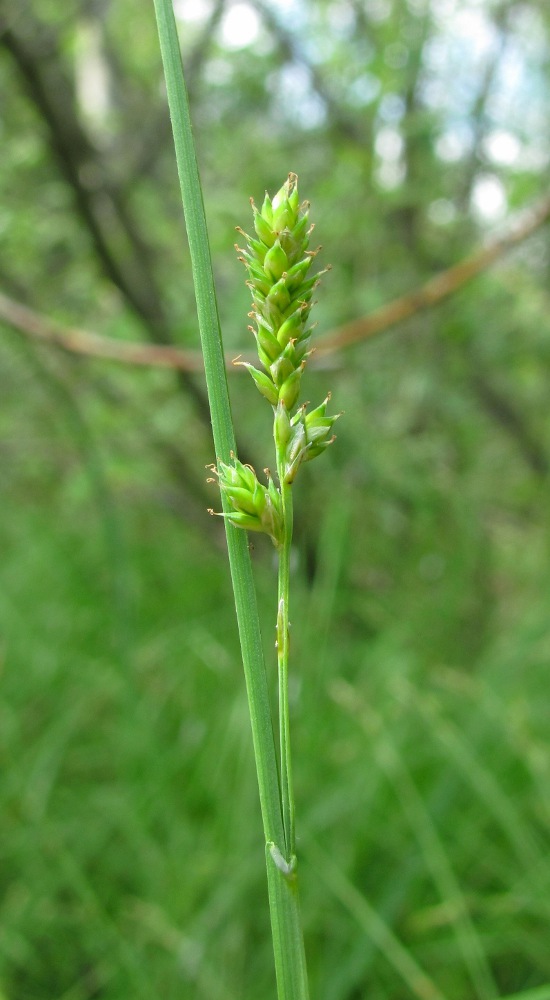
xmin=2 ymin=0 xmax=550 ymax=996
xmin=2 ymin=324 xmax=550 ymax=998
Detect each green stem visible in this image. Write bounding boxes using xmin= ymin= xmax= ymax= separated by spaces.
xmin=276 ymin=475 xmax=296 ymax=860
xmin=152 ymin=3 xmax=309 ymax=997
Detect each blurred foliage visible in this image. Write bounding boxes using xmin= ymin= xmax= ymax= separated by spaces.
xmin=1 ymin=0 xmax=550 ymax=997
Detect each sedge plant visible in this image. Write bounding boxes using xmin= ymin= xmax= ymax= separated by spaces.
xmin=153 ymin=1 xmax=338 ymax=995
xmin=210 ymin=175 xmax=339 ymax=866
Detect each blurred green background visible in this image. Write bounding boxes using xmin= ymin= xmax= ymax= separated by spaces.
xmin=1 ymin=1 xmax=550 ymax=998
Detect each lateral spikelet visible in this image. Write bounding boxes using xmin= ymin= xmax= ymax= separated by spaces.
xmin=209 ymin=458 xmax=283 ymax=547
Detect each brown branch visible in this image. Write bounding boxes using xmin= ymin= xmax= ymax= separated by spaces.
xmin=2 ymin=194 xmax=550 ymax=374
xmin=0 ymin=292 xmax=205 ymax=372
xmin=315 ymin=193 xmax=550 ymax=357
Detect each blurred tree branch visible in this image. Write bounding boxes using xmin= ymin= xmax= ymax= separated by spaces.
xmin=2 ymin=13 xmax=167 ymax=342
xmin=315 ymin=193 xmax=550 ymax=356
xmin=250 ymin=0 xmax=367 ymax=145
xmin=0 ymin=5 xmax=212 ymax=425
xmin=126 ymin=0 xmax=227 ymax=180
xmin=0 ymin=292 xmax=205 ymax=372
xmin=3 ymin=191 xmax=548 ymax=370
xmin=456 ymin=2 xmax=512 ymax=211
xmin=468 ymin=359 xmax=549 ymax=478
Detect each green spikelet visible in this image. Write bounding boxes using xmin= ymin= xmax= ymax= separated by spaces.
xmin=211 ymin=175 xmax=339 ymax=545
xmin=237 ymin=173 xmax=323 ymax=409
xmin=209 ymin=458 xmax=284 ymax=546
xmin=284 ymin=395 xmax=341 ymax=483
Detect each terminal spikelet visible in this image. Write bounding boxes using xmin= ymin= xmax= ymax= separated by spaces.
xmin=237 ymin=173 xmax=323 ymax=406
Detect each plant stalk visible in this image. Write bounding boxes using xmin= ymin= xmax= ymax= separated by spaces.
xmin=276 ymin=451 xmax=296 ymax=860
xmin=152 ymin=2 xmax=309 ymax=996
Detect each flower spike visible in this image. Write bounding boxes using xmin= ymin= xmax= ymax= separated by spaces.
xmin=210 ymin=176 xmax=339 ymax=544
xmin=238 ymin=175 xmax=319 ymax=407
xmin=210 ymin=457 xmax=284 ymax=547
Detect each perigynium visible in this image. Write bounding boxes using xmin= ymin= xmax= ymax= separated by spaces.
xmin=211 ymin=174 xmax=339 ymax=860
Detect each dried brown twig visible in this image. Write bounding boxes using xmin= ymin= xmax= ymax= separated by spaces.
xmin=2 ymin=193 xmax=550 ymax=372
xmin=0 ymin=292 xmax=205 ymax=372
xmin=315 ymin=192 xmax=550 ymax=356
